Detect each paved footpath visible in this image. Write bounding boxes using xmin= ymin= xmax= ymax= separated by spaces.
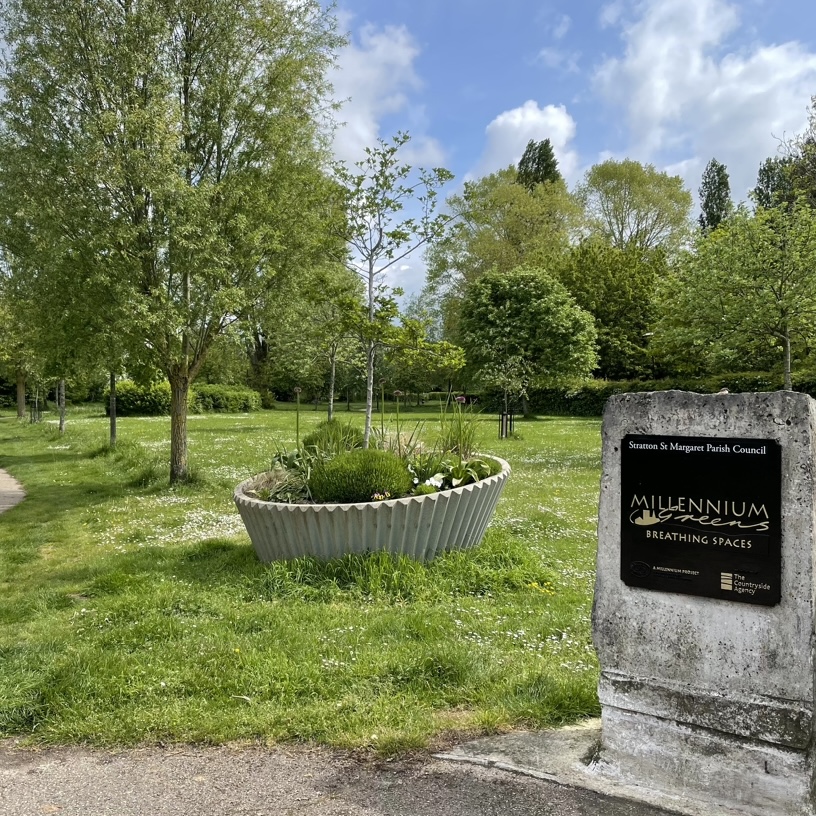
xmin=0 ymin=468 xmax=25 ymax=513
xmin=0 ymin=740 xmax=682 ymax=816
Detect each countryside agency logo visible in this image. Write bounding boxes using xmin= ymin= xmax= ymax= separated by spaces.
xmin=629 ymin=494 xmax=770 ymax=536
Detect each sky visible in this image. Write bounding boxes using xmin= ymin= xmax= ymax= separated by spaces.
xmin=325 ymin=0 xmax=816 ymax=296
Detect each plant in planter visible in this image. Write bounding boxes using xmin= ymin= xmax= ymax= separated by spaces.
xmin=234 ymin=412 xmax=511 ymax=563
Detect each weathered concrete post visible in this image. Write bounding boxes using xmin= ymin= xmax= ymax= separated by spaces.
xmin=592 ymin=391 xmax=816 ymax=816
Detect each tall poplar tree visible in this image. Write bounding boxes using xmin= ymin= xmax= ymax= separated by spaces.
xmin=516 ymin=138 xmax=561 ymax=191
xmin=698 ymin=158 xmax=732 ymax=233
xmin=0 ymin=0 xmax=342 ymax=482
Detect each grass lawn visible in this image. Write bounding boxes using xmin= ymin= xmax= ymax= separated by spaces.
xmin=0 ymin=403 xmax=602 ymax=753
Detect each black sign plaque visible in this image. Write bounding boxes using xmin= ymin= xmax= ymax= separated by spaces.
xmin=620 ymin=435 xmax=781 ymax=605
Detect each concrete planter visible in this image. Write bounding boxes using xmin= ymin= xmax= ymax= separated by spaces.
xmin=234 ymin=456 xmax=510 ymax=563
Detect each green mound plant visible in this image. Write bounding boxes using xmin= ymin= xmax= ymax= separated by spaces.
xmin=309 ymin=448 xmax=413 ymax=504
xmin=302 ymin=419 xmax=365 ymax=457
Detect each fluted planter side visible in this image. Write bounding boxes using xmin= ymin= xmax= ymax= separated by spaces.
xmin=234 ymin=456 xmax=510 ymax=563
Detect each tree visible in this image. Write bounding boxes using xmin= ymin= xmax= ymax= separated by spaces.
xmin=698 ymin=159 xmax=732 ymax=232
xmin=0 ymin=263 xmax=40 ymax=419
xmin=0 ymin=0 xmax=342 ymax=481
xmin=784 ymin=96 xmax=816 ymax=208
xmin=753 ymin=156 xmax=795 ymax=210
xmin=459 ymin=267 xmax=597 ymax=413
xmin=556 ymin=240 xmax=665 ymax=379
xmin=332 ymin=132 xmax=453 ymax=447
xmin=425 ymin=167 xmax=581 ymax=339
xmin=384 ymin=318 xmax=465 ymax=404
xmin=577 ymin=159 xmax=692 ymax=253
xmin=517 ymin=138 xmax=561 ymax=191
xmin=652 ymin=205 xmax=816 ymax=389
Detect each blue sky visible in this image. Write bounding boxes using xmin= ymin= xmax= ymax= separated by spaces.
xmin=327 ymin=0 xmax=816 ymax=294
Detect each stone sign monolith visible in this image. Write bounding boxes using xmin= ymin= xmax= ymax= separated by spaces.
xmin=592 ymin=390 xmax=816 ymax=816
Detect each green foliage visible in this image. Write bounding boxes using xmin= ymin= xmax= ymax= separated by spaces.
xmin=107 ymin=381 xmax=261 ymax=415
xmin=443 ymin=457 xmax=492 ymax=488
xmin=248 ymin=264 xmax=364 ymax=415
xmin=577 ymin=159 xmax=692 ymax=252
xmin=384 ymin=316 xmax=466 ymax=397
xmin=107 ymin=381 xmax=172 ymax=416
xmin=753 ymin=156 xmax=796 ymax=209
xmin=460 ymin=267 xmax=598 ymax=398
xmin=302 ymin=419 xmax=365 ymax=456
xmin=520 ymin=371 xmax=814 ymax=417
xmin=192 ymin=385 xmax=261 ymax=413
xmin=332 ymin=131 xmax=454 ymax=446
xmin=406 ymin=449 xmax=499 ymax=492
xmin=196 ymin=332 xmax=251 ymax=387
xmin=436 ymin=398 xmax=479 ymax=458
xmin=425 ymin=167 xmax=581 ymax=339
xmin=653 ymin=204 xmax=816 ymax=388
xmin=557 ymin=239 xmax=664 ymax=379
xmin=784 ymin=97 xmax=816 ymax=209
xmin=698 ymin=158 xmax=732 ymax=233
xmin=412 ymin=483 xmax=438 ymax=496
xmin=516 ymin=138 xmax=561 ymax=191
xmin=0 ymin=0 xmax=344 ymax=482
xmin=251 ymin=453 xmax=313 ymax=504
xmin=309 ymin=449 xmax=413 ymax=504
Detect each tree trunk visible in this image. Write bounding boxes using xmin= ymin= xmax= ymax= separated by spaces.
xmin=327 ymin=346 xmax=336 ymax=422
xmin=521 ymin=393 xmax=530 ymax=417
xmin=58 ymin=379 xmax=66 ymax=435
xmin=363 ymin=255 xmax=376 ymax=448
xmin=109 ymin=371 xmax=117 ymax=449
xmin=169 ymin=369 xmax=190 ymax=484
xmin=363 ymin=339 xmax=375 ymax=448
xmin=784 ymin=334 xmax=793 ymax=391
xmin=15 ymin=369 xmax=25 ymax=419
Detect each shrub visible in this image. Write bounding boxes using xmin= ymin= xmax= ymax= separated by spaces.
xmin=309 ymin=449 xmax=412 ymax=504
xmin=106 ymin=380 xmax=263 ymax=416
xmin=302 ymin=419 xmax=364 ymax=457
xmin=191 ymin=384 xmax=261 ymax=413
xmin=106 ymin=380 xmax=172 ymax=416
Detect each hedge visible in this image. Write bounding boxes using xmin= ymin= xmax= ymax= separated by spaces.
xmin=192 ymin=384 xmax=261 ymax=413
xmin=481 ymin=372 xmax=816 ymax=417
xmin=106 ymin=381 xmax=261 ymax=416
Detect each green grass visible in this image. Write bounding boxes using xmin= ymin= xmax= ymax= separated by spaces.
xmin=0 ymin=403 xmax=602 ymax=752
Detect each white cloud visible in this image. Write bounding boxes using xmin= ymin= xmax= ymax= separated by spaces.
xmin=599 ymin=1 xmax=625 ymax=29
xmin=594 ymin=0 xmax=816 ymax=202
xmin=537 ymin=47 xmax=581 ymax=73
xmin=329 ymin=20 xmax=445 ymax=166
xmin=469 ymin=100 xmax=580 ymax=182
xmin=552 ymin=14 xmax=571 ymax=40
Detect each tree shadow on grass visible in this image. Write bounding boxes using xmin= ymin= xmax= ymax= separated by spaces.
xmin=190 ymin=425 xmax=270 ymax=435
xmin=46 ymin=538 xmax=263 ymax=596
xmin=0 ymin=451 xmax=88 ymax=468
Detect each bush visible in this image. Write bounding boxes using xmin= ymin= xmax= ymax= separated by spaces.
xmin=107 ymin=380 xmax=172 ymax=416
xmin=302 ymin=419 xmax=364 ymax=457
xmin=191 ymin=384 xmax=261 ymax=413
xmin=105 ymin=381 xmax=262 ymax=416
xmin=309 ymin=449 xmax=412 ymax=504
